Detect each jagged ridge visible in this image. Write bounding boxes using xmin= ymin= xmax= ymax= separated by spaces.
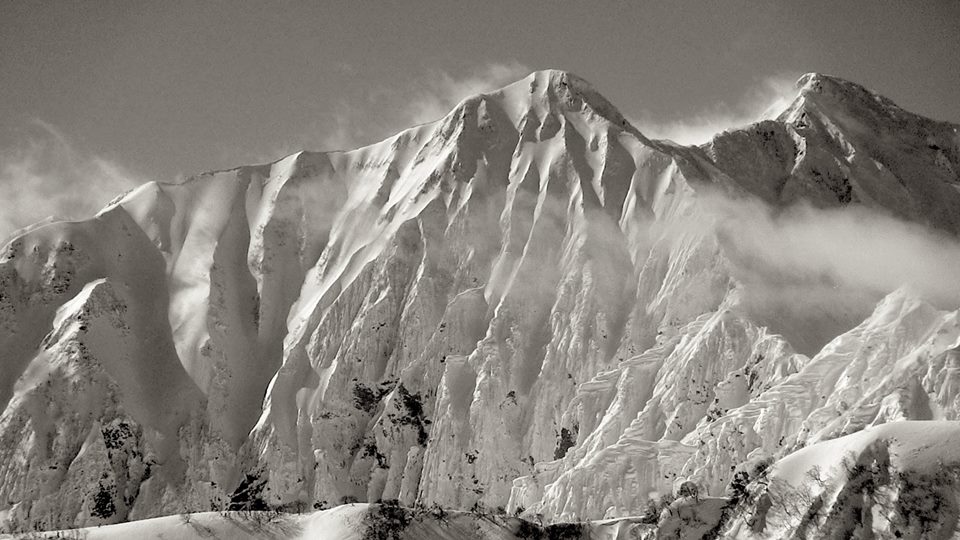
xmin=0 ymin=70 xmax=959 ymax=539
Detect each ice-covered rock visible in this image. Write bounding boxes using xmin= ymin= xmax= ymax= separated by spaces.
xmin=1 ymin=70 xmax=959 ymax=535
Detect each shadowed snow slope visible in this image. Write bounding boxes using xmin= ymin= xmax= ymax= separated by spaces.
xmin=1 ymin=70 xmax=960 ymax=537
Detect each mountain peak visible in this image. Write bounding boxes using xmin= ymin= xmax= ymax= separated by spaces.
xmin=484 ymin=69 xmax=636 ymax=134
xmin=531 ymin=68 xmax=596 ymax=93
xmin=788 ymin=72 xmax=913 ymax=124
xmin=795 ymin=72 xmax=851 ymax=93
xmin=502 ymin=69 xmax=597 ymax=97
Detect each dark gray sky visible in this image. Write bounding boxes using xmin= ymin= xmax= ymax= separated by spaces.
xmin=1 ymin=1 xmax=959 ymax=234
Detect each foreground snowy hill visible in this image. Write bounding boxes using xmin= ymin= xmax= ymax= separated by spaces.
xmin=21 ymin=422 xmax=960 ymax=539
xmin=1 ymin=70 xmax=959 ymax=538
xmin=16 ymin=502 xmax=642 ymax=539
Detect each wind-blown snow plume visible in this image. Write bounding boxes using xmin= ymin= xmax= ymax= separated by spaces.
xmin=0 ymin=120 xmax=143 ymax=240
xmin=403 ymin=61 xmax=532 ymax=126
xmin=319 ymin=61 xmax=530 ymax=150
xmin=633 ymin=74 xmax=798 ymax=145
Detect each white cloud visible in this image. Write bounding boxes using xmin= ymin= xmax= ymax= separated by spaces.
xmin=717 ymin=198 xmax=960 ymax=306
xmin=632 ymin=74 xmax=800 ymax=145
xmin=0 ymin=120 xmax=144 ymax=241
xmin=694 ymin=192 xmax=960 ymax=352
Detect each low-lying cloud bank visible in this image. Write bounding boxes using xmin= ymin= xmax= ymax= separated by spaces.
xmin=702 ymin=193 xmax=960 ymax=352
xmin=720 ymin=199 xmax=960 ymax=305
xmin=0 ymin=120 xmax=143 ymax=241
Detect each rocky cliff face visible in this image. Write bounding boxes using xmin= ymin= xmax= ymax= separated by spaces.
xmin=2 ymin=70 xmax=960 ymax=537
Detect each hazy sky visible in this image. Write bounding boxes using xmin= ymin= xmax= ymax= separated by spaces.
xmin=1 ymin=1 xmax=959 ymax=233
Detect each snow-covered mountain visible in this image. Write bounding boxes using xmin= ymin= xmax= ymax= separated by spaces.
xmin=2 ymin=70 xmax=960 ymax=539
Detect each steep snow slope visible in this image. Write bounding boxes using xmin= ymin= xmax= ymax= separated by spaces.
xmin=1 ymin=70 xmax=959 ymax=535
xmin=0 ymin=210 xmax=205 ymax=530
xmin=709 ymin=421 xmax=960 ymax=539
